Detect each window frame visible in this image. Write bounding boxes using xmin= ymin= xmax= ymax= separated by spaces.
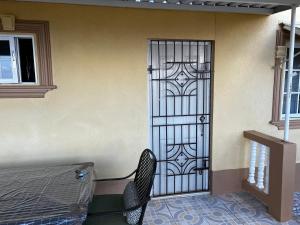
xmin=0 ymin=20 xmax=56 ymax=98
xmin=15 ymin=34 xmax=39 ymax=85
xmin=0 ymin=34 xmax=39 ymax=85
xmin=271 ymin=25 xmax=300 ymax=129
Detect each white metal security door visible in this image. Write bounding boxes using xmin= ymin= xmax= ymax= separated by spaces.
xmin=148 ymin=40 xmax=212 ymax=196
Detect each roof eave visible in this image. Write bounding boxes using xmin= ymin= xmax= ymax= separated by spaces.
xmin=281 ymin=23 xmax=300 ymax=37
xmin=17 ymin=0 xmax=297 ymax=15
xmin=273 ymin=5 xmax=294 ymax=14
xmin=208 ymin=0 xmax=299 ymax=6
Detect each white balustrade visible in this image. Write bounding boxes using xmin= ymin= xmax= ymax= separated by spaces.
xmin=247 ymin=141 xmax=257 ymax=184
xmin=264 ymin=147 xmax=270 ymax=194
xmin=256 ymin=144 xmax=266 ymax=189
xmin=244 ymin=130 xmax=297 ymax=222
xmin=247 ymin=141 xmax=270 ymax=192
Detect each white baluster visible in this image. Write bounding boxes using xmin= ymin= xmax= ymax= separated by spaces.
xmin=247 ymin=141 xmax=257 ymax=184
xmin=256 ymin=144 xmax=266 ymax=189
xmin=264 ymin=148 xmax=270 ymax=194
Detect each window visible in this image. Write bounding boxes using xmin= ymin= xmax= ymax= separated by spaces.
xmin=0 ymin=20 xmax=56 ymax=98
xmin=0 ymin=35 xmax=36 ymax=84
xmin=281 ymin=48 xmax=300 ymax=118
xmin=271 ymin=25 xmax=300 ymax=129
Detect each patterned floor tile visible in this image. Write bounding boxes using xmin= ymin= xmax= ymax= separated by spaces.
xmin=281 ymin=219 xmax=300 ymax=225
xmin=293 ymin=215 xmax=300 ymax=222
xmin=171 ymin=210 xmax=210 ymax=225
xmin=145 ymin=199 xmax=170 ymax=217
xmin=143 ymin=219 xmax=181 ymax=225
xmin=225 ymin=201 xmax=267 ymax=216
xmin=219 ymin=192 xmax=266 ymax=209
xmin=165 ymin=196 xmax=202 ymax=214
xmin=236 ymin=216 xmax=279 ymax=225
xmin=194 ymin=194 xmax=228 ymax=208
xmin=199 ymin=206 xmax=242 ymax=225
xmin=143 ymin=192 xmax=300 ymax=225
xmin=143 ymin=211 xmax=174 ymax=225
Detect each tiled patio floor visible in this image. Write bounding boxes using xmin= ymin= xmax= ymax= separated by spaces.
xmin=144 ymin=192 xmax=300 ymax=225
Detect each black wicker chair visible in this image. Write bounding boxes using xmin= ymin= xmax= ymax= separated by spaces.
xmin=84 ymin=149 xmax=157 ymax=225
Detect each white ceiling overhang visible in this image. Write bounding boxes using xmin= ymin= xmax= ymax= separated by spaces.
xmin=18 ymin=0 xmax=300 ymax=15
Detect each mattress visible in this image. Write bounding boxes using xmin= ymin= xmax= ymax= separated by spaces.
xmin=0 ymin=162 xmax=95 ymax=225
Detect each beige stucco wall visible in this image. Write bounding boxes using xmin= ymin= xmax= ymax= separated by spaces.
xmin=0 ymin=1 xmax=299 ymax=176
xmin=214 ymin=9 xmax=300 ymax=170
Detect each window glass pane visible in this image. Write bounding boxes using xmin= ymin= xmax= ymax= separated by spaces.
xmin=294 ymin=48 xmax=300 ymax=69
xmin=292 ymin=74 xmax=299 ymax=92
xmin=0 ymin=40 xmax=10 ymax=55
xmin=284 ymin=72 xmax=287 ymax=92
xmin=291 ymin=94 xmax=298 ymax=114
xmin=287 ymin=48 xmax=300 ymax=69
xmin=283 ymin=72 xmax=300 ymax=92
xmin=18 ymin=38 xmax=36 ymax=83
xmin=298 ymin=95 xmax=300 ymax=113
xmin=282 ymin=94 xmax=299 ymax=115
xmin=282 ymin=94 xmax=286 ymax=114
xmin=0 ymin=40 xmax=13 ymax=80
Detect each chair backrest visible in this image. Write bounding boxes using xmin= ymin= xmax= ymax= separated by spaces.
xmin=133 ymin=149 xmax=157 ymax=224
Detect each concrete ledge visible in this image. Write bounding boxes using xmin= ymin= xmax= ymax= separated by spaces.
xmin=211 ymin=163 xmax=300 ymax=196
xmin=211 ymin=168 xmax=248 ymax=195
